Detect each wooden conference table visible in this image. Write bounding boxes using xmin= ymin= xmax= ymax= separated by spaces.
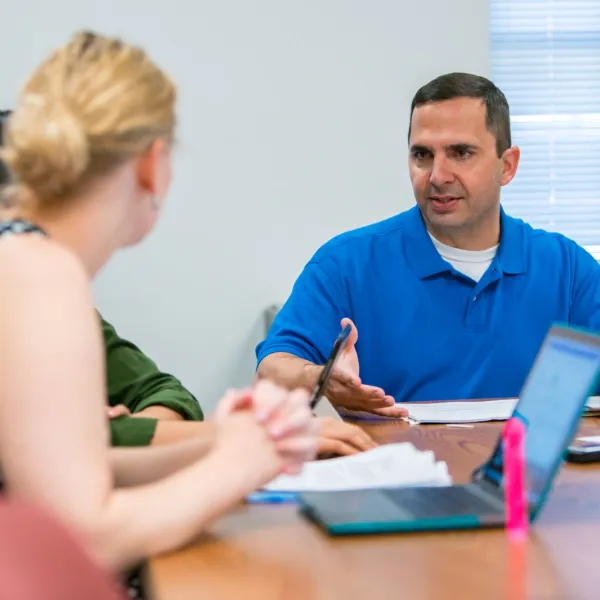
xmin=145 ymin=409 xmax=600 ymax=600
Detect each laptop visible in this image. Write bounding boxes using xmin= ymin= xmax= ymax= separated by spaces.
xmin=298 ymin=324 xmax=600 ymax=535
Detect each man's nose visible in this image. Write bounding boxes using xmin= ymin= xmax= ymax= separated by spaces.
xmin=429 ymin=156 xmax=455 ymax=188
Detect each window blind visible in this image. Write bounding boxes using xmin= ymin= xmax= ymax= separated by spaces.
xmin=490 ymin=0 xmax=600 ymax=256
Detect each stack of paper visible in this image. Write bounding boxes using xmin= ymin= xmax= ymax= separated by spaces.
xmin=262 ymin=443 xmax=451 ymax=492
xmin=338 ymin=396 xmax=600 ymax=424
xmin=395 ymin=396 xmax=600 ymax=424
xmin=396 ymin=398 xmax=515 ymax=424
xmin=586 ymin=396 xmax=600 ymax=412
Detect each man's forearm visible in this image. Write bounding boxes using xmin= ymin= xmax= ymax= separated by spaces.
xmin=151 ymin=420 xmax=215 ymax=446
xmin=110 ymin=430 xmax=215 ymax=487
xmin=257 ymin=352 xmax=321 ymax=391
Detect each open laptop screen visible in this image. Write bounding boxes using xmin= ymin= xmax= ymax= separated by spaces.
xmin=483 ymin=327 xmax=600 ymax=506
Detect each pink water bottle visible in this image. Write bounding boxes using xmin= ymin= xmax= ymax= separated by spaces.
xmin=503 ymin=416 xmax=528 ymax=540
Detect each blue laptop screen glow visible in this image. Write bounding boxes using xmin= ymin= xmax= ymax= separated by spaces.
xmin=483 ymin=333 xmax=600 ymax=504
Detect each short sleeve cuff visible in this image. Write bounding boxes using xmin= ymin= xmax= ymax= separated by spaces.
xmin=109 ymin=416 xmax=158 ymax=447
xmin=256 ymin=342 xmax=323 ymax=367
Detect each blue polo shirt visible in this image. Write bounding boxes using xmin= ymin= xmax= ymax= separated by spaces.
xmin=256 ymin=206 xmax=600 ymax=401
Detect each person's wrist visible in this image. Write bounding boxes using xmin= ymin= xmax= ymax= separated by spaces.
xmin=212 ymin=415 xmax=282 ymax=487
xmin=209 ymin=444 xmax=279 ymax=496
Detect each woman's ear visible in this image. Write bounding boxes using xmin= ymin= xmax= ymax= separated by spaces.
xmin=135 ymin=138 xmax=172 ymax=198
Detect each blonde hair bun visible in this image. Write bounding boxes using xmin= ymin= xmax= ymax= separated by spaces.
xmin=1 ymin=30 xmax=176 ymax=205
xmin=4 ymin=94 xmax=89 ymax=200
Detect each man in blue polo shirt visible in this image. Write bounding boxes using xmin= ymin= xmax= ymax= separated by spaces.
xmin=255 ymin=72 xmax=600 ymax=417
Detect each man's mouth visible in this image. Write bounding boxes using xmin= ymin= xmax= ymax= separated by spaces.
xmin=428 ymin=196 xmax=462 ymax=211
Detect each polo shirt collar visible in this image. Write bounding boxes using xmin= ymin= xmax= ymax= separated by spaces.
xmin=403 ymin=206 xmax=452 ymax=279
xmin=403 ymin=205 xmax=527 ymax=279
xmin=496 ymin=207 xmax=527 ymax=275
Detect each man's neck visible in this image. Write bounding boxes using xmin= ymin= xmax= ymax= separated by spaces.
xmin=427 ymin=214 xmax=501 ymax=251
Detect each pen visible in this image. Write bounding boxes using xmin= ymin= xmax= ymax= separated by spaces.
xmin=247 ymin=491 xmax=299 ymax=504
xmin=309 ymin=324 xmax=352 ymax=410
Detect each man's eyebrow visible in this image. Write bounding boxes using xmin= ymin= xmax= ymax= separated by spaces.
xmin=447 ymin=143 xmax=479 ymax=152
xmin=409 ymin=144 xmax=431 ymax=153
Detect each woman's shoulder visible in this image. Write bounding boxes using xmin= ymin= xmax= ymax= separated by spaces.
xmin=0 ymin=224 xmax=88 ymax=293
xmin=0 ymin=229 xmax=94 ymax=348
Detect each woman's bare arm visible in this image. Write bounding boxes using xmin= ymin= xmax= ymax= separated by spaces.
xmin=0 ymin=239 xmax=286 ymax=571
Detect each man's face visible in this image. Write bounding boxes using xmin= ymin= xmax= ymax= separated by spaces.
xmin=408 ymin=97 xmax=519 ymax=248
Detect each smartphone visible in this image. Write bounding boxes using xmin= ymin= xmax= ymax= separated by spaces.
xmin=565 ymin=438 xmax=600 ymax=463
xmin=309 ymin=324 xmax=352 ymax=409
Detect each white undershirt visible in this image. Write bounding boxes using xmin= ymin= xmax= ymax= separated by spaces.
xmin=429 ymin=233 xmax=498 ymax=282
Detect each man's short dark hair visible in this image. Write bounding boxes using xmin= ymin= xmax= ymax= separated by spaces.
xmin=408 ymin=73 xmax=511 ymax=157
xmin=0 ymin=110 xmax=12 ymax=185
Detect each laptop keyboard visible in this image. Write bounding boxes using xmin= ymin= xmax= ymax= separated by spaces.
xmin=382 ymin=485 xmax=500 ymax=518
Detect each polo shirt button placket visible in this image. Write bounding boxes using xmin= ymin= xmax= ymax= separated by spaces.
xmin=465 ymin=285 xmax=490 ymax=331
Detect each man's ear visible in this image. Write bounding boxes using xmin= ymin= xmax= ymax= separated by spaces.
xmin=500 ymin=146 xmax=520 ymax=187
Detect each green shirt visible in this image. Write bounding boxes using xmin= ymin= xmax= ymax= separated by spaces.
xmin=103 ymin=317 xmax=204 ymax=447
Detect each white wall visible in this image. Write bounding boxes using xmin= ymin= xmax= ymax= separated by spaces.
xmin=0 ymin=1 xmax=489 ymax=411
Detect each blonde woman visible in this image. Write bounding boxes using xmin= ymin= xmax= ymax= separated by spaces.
xmin=0 ymin=29 xmax=317 ymax=581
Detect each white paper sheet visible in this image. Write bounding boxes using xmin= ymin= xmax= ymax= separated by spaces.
xmin=585 ymin=396 xmax=600 ymax=411
xmin=395 ymin=396 xmax=600 ymax=424
xmin=396 ymin=399 xmax=516 ymax=424
xmin=263 ymin=443 xmax=451 ymax=492
xmin=575 ymin=435 xmax=600 ymax=444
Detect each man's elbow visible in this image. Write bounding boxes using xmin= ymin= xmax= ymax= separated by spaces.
xmin=257 ymin=352 xmax=316 ymax=391
xmin=256 ymin=354 xmax=272 ymax=379
xmin=256 ymin=352 xmax=288 ymax=380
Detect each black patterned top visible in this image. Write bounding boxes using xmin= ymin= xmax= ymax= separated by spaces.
xmin=0 ymin=219 xmax=46 ymax=237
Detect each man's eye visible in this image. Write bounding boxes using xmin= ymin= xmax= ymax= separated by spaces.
xmin=454 ymin=149 xmax=472 ymax=159
xmin=412 ymin=151 xmax=429 ymax=160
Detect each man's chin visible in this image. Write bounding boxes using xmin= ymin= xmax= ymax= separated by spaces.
xmin=424 ymin=209 xmax=466 ymax=230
